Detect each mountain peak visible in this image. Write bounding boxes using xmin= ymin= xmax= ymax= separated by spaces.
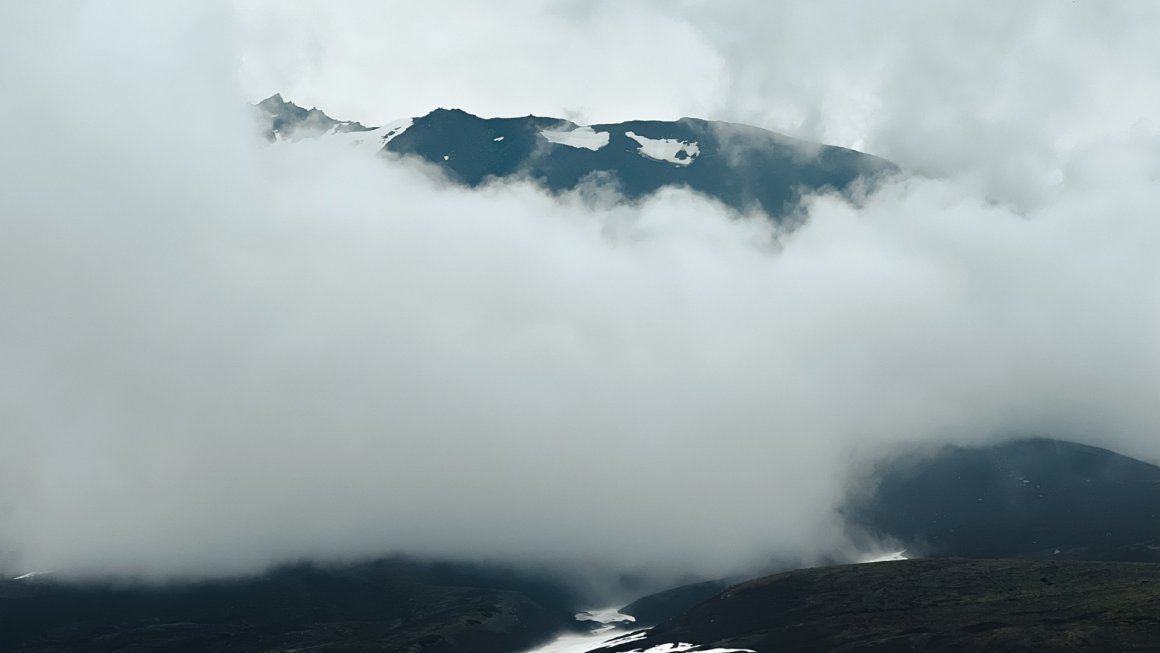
xmin=255 ymin=93 xmax=370 ymax=142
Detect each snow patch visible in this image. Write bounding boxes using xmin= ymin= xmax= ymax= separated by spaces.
xmin=624 ymin=131 xmax=699 ymax=166
xmin=576 ymin=608 xmax=636 ymax=626
xmin=330 ymin=118 xmax=413 ymax=151
xmin=541 ymin=125 xmax=610 ymax=151
xmin=379 ymin=118 xmax=413 ymax=145
xmin=627 ymin=645 xmax=755 ymax=653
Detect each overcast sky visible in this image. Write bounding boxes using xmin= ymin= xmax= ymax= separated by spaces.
xmin=238 ymin=0 xmax=1160 ymax=208
xmin=0 ymin=1 xmax=1158 ymax=583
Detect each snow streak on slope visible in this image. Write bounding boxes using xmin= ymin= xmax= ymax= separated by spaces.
xmin=11 ymin=571 xmax=55 ymax=581
xmin=858 ymin=550 xmax=909 ymax=563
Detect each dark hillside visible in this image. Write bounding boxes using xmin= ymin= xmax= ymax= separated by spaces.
xmin=605 ymin=558 xmax=1160 ymax=652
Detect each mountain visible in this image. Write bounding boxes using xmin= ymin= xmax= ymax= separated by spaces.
xmin=844 ymin=439 xmax=1160 ymax=562
xmin=256 ymin=96 xmax=899 ymax=219
xmin=600 ymin=558 xmax=1160 ymax=653
xmin=7 ymin=99 xmax=1151 ymax=653
xmin=611 ymin=439 xmax=1160 ymax=631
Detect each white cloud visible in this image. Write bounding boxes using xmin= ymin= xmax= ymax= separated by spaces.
xmin=236 ymin=0 xmax=730 ymax=126
xmin=0 ymin=1 xmax=1157 ymax=582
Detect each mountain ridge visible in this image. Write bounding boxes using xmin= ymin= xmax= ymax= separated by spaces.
xmin=256 ymin=95 xmax=899 ymax=219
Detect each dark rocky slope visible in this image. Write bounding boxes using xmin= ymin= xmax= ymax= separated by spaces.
xmin=604 ymin=558 xmax=1160 ymax=653
xmin=620 ymin=579 xmax=733 ymax=626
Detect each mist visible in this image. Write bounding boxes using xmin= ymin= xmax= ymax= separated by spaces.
xmin=0 ymin=2 xmax=1157 ymax=582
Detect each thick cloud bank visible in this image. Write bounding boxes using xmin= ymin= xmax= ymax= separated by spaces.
xmin=0 ymin=2 xmax=1157 ymax=580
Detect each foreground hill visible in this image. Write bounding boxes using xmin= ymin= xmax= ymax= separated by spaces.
xmin=603 ymin=558 xmax=1160 ymax=653
xmin=7 ymin=440 xmax=1158 ymax=653
xmin=0 ymin=558 xmax=581 ymax=653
